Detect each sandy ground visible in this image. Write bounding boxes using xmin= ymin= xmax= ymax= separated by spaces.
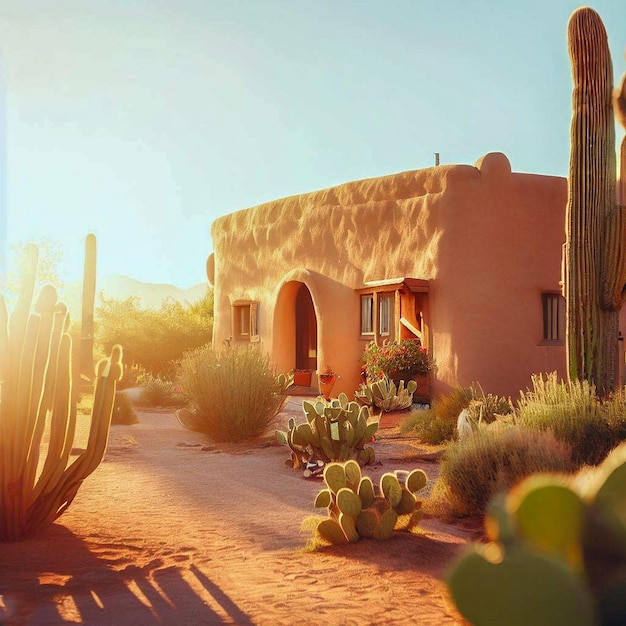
xmin=0 ymin=397 xmax=475 ymax=625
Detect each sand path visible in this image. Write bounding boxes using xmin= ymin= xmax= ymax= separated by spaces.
xmin=0 ymin=399 xmax=472 ymax=625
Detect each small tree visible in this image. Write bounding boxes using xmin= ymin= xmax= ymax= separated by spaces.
xmin=96 ymin=290 xmax=213 ymax=376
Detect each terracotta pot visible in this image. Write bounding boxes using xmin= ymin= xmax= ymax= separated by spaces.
xmin=318 ymin=373 xmax=338 ymax=400
xmin=389 ymin=371 xmax=431 ymax=403
xmin=293 ymin=370 xmax=313 ymax=386
xmin=412 ymin=374 xmax=431 ymax=403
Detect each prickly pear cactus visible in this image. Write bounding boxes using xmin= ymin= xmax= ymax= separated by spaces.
xmin=309 ymin=461 xmax=428 ymax=545
xmin=0 ymin=242 xmax=123 ymax=541
xmin=355 ymin=376 xmax=418 ymax=412
xmin=447 ymin=442 xmax=626 ymax=625
xmin=276 ymin=393 xmax=378 ymax=473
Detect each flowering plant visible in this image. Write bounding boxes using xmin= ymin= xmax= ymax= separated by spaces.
xmin=362 ymin=339 xmax=431 ymax=381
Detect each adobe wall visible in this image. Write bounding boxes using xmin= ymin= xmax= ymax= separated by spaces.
xmin=209 ymin=152 xmax=585 ymax=399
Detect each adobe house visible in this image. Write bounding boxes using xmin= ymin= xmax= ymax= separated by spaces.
xmin=207 ymin=151 xmax=623 ymax=400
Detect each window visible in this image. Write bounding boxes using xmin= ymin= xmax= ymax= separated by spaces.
xmin=357 ymin=278 xmax=428 ymax=345
xmin=542 ymin=293 xmax=564 ymax=342
xmin=360 ymin=295 xmax=374 ymax=335
xmin=379 ymin=295 xmax=394 ymax=337
xmin=359 ymin=292 xmax=395 ymax=340
xmin=232 ymin=301 xmax=259 ymax=342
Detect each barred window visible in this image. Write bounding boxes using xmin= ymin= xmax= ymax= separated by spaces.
xmin=542 ymin=293 xmax=564 ymax=342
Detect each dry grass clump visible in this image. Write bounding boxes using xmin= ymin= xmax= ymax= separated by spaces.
xmin=465 ymin=393 xmax=514 ymax=425
xmin=428 ymin=426 xmax=575 ymax=520
xmin=176 ymin=344 xmax=288 ymax=442
xmin=517 ymin=373 xmax=626 ymax=466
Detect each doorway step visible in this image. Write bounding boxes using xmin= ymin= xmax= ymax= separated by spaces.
xmin=288 ymin=385 xmax=320 ymax=397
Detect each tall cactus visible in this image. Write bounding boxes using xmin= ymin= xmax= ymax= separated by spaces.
xmin=616 ymin=66 xmax=626 ymax=218
xmin=0 ymin=242 xmax=123 ymax=541
xmin=564 ymin=8 xmax=626 ymax=393
xmin=79 ymin=233 xmax=97 ymax=378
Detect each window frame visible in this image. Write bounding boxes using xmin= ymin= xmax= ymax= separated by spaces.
xmin=357 ymin=278 xmax=429 ymax=347
xmin=231 ymin=300 xmax=259 ymax=342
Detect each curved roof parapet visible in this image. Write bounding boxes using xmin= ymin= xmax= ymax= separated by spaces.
xmin=474 ymin=152 xmax=512 ymax=178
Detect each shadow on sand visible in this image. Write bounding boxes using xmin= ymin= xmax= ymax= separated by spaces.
xmin=0 ymin=525 xmax=252 ymax=625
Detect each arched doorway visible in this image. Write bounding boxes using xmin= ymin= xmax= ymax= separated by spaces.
xmin=295 ymin=283 xmax=317 ymax=371
xmin=273 ymin=278 xmax=319 ymax=376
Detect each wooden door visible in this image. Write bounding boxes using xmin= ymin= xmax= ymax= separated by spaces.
xmin=295 ymin=284 xmax=317 ymax=371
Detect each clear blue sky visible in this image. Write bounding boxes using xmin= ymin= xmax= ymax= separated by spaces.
xmin=1 ymin=0 xmax=625 ymax=288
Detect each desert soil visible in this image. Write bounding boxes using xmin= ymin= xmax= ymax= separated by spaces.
xmin=0 ymin=397 xmax=475 ymax=625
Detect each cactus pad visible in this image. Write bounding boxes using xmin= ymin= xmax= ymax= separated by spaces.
xmin=314 ymin=489 xmax=332 ymax=509
xmin=317 ymin=519 xmax=349 ymax=544
xmin=447 ymin=543 xmax=594 ymax=626
xmin=405 ymin=469 xmax=428 ymax=494
xmin=380 ymin=473 xmax=403 ymax=507
xmin=336 ymin=488 xmax=362 ymax=518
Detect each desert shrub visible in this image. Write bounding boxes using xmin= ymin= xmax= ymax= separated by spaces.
xmin=116 ymin=365 xmax=148 ymax=390
xmin=176 ymin=344 xmax=289 ymax=442
xmin=96 ymin=289 xmax=213 ymax=377
xmin=429 ymin=426 xmax=575 ymax=519
xmin=112 ymin=391 xmax=139 ymax=425
xmin=401 ymin=384 xmax=479 ymax=444
xmin=400 ymin=408 xmax=454 ymax=444
xmin=466 ymin=393 xmax=514 ymax=425
xmin=136 ymin=374 xmax=184 ymax=407
xmin=517 ymin=373 xmax=626 ymax=466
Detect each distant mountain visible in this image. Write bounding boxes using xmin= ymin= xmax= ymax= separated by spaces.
xmin=59 ymin=274 xmax=209 ymax=313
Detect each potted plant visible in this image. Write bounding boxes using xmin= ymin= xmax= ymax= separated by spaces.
xmin=361 ymin=339 xmax=432 ymax=400
xmin=291 ymin=368 xmax=313 ymax=386
xmin=318 ymin=364 xmax=339 ymax=400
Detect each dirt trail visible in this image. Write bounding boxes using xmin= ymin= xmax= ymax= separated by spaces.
xmin=0 ymin=400 xmax=471 ymax=625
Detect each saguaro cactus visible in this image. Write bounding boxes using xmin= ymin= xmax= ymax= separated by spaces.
xmin=564 ymin=8 xmax=626 ymax=393
xmin=79 ymin=233 xmax=97 ymax=377
xmin=616 ymin=65 xmax=626 ymax=214
xmin=0 ymin=243 xmax=122 ymax=541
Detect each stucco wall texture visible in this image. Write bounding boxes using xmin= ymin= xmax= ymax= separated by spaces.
xmin=208 ymin=152 xmax=613 ymax=400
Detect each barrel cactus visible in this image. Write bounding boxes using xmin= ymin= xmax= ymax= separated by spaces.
xmin=0 ymin=241 xmax=123 ymax=541
xmin=564 ymin=7 xmax=626 ymax=393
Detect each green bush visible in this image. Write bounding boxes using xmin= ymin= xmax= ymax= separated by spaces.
xmin=136 ymin=374 xmax=184 ymax=407
xmin=96 ymin=289 xmax=213 ymax=377
xmin=429 ymin=426 xmax=575 ymax=519
xmin=112 ymin=391 xmax=139 ymax=425
xmin=176 ymin=344 xmax=289 ymax=442
xmin=517 ymin=373 xmax=626 ymax=466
